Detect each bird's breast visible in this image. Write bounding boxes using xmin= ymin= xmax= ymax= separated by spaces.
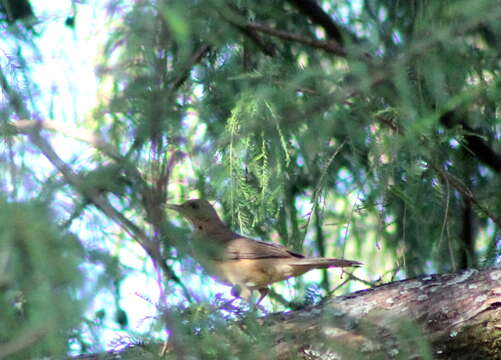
xmin=201 ymin=258 xmax=309 ymax=289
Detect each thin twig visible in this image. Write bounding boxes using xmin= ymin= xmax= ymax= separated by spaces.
xmin=245 ymin=22 xmax=346 ymax=57
xmin=302 ymin=140 xmax=346 ymax=244
xmin=431 ymin=163 xmax=501 ymax=228
xmin=435 ymin=169 xmax=451 ymax=259
xmin=344 ymin=272 xmax=378 ymax=287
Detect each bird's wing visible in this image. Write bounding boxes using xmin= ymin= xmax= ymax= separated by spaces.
xmin=224 ymin=236 xmax=304 ymax=260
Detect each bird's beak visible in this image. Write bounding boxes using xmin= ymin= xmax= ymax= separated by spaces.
xmin=166 ymin=203 xmax=182 ymax=211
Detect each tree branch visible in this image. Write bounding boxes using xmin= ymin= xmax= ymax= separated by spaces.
xmin=171 ymin=43 xmax=211 ymax=91
xmin=263 ymin=268 xmax=501 ymax=359
xmin=431 ymin=163 xmax=501 ymax=228
xmin=66 ymin=267 xmax=501 ymax=360
xmin=0 ymin=68 xmax=194 ymax=302
xmin=244 ymin=21 xmax=346 ymax=57
xmin=224 ymin=4 xmax=277 ymax=57
xmin=287 ymin=0 xmax=344 ymax=45
xmin=440 ymin=110 xmax=501 ymax=173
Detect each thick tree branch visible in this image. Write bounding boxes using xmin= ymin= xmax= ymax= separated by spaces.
xmin=66 ymin=267 xmax=501 ymax=360
xmin=263 ymin=268 xmax=501 ymax=359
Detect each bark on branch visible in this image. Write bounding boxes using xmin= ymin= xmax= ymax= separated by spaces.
xmin=263 ymin=267 xmax=501 ymax=359
xmin=69 ymin=267 xmax=501 ymax=360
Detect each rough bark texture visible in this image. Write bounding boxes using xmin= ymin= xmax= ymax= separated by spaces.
xmin=262 ymin=267 xmax=501 ymax=359
xmin=71 ymin=267 xmax=501 ymax=360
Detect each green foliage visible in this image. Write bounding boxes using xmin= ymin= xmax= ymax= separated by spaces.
xmin=220 ymin=91 xmax=286 ymax=232
xmin=0 ymin=0 xmax=499 ymax=358
xmin=0 ymin=199 xmax=84 ymax=359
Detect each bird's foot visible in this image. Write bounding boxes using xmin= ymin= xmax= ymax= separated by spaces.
xmin=217 ymin=296 xmax=240 ymax=311
xmin=256 ymin=287 xmax=269 ymax=306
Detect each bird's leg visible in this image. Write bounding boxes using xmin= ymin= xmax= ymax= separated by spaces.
xmin=256 ymin=287 xmax=269 ymax=305
xmin=231 ymin=284 xmax=242 ymax=298
xmin=231 ymin=285 xmax=267 ymax=310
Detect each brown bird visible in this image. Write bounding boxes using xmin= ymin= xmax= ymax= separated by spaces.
xmin=166 ymin=199 xmax=361 ymax=304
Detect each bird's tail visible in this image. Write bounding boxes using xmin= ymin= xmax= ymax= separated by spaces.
xmin=289 ymin=258 xmax=362 ymax=269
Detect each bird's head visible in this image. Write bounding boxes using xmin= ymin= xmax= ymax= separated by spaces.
xmin=166 ymin=199 xmax=223 ymax=230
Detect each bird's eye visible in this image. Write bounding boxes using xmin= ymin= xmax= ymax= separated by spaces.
xmin=190 ymin=202 xmax=199 ymax=210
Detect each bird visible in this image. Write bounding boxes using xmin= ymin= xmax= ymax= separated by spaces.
xmin=166 ymin=199 xmax=361 ymax=304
